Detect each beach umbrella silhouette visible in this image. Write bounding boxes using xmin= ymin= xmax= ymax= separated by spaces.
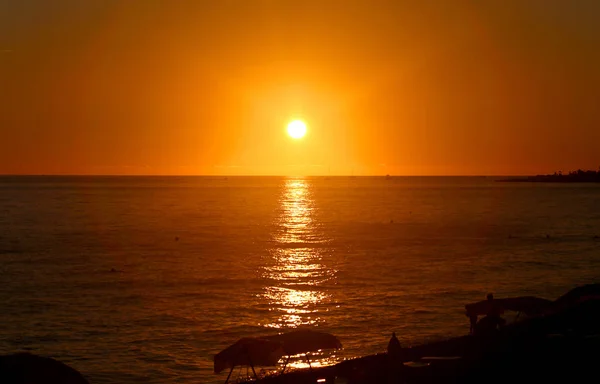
xmin=265 ymin=330 xmax=342 ymax=372
xmin=500 ymin=297 xmax=554 ymax=316
xmin=0 ymin=353 xmax=89 ymax=384
xmin=214 ymin=337 xmax=284 ymax=383
xmin=554 ymin=284 xmax=600 ymax=312
xmin=466 ymin=296 xmax=554 ymax=317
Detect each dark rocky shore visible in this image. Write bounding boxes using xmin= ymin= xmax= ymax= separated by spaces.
xmin=0 ymin=353 xmax=89 ymax=384
xmin=241 ymin=285 xmax=600 ymax=384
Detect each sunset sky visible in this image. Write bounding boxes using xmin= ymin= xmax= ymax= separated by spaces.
xmin=1 ymin=0 xmax=599 ymax=176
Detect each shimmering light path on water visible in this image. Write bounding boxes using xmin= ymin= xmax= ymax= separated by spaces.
xmin=261 ymin=179 xmax=339 ymax=369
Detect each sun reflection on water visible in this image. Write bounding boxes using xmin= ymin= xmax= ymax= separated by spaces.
xmin=261 ymin=178 xmax=337 ymax=330
xmin=259 ymin=178 xmax=340 ymax=369
xmin=273 ymin=179 xmax=327 ymax=244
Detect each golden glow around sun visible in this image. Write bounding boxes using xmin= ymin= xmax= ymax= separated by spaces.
xmin=287 ymin=120 xmax=307 ymax=139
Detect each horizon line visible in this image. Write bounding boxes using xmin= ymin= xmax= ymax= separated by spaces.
xmin=0 ymin=174 xmax=532 ymax=177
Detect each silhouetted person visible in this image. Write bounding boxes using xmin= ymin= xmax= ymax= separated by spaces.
xmin=487 ymin=293 xmax=503 ymax=317
xmin=475 ymin=293 xmax=505 ymax=336
xmin=386 ymin=332 xmax=403 ymax=384
xmin=387 ymin=332 xmax=401 ymax=359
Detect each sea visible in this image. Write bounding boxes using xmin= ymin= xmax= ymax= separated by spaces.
xmin=0 ymin=176 xmax=599 ymax=383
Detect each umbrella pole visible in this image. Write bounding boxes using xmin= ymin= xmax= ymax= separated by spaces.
xmin=225 ymin=365 xmax=234 ymax=384
xmin=246 ymin=352 xmax=258 ymax=380
xmin=241 ymin=345 xmax=259 ymax=380
xmin=305 ymin=354 xmax=312 ymax=371
xmin=281 ymin=355 xmax=291 ymax=374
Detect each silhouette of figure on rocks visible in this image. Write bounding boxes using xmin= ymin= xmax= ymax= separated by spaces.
xmin=387 ymin=332 xmax=402 ymax=359
xmin=386 ymin=333 xmax=403 ymax=383
xmin=475 ymin=293 xmax=506 ymax=336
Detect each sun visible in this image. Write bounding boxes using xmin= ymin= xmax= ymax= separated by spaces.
xmin=287 ymin=120 xmax=307 ymax=139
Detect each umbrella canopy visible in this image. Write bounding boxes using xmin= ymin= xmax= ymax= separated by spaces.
xmin=0 ymin=353 xmax=89 ymax=384
xmin=554 ymin=284 xmax=600 ymax=311
xmin=213 ymin=337 xmax=284 ymax=374
xmin=501 ymin=297 xmax=554 ymax=315
xmin=265 ymin=330 xmax=342 ymax=356
xmin=465 ymin=296 xmax=554 ymax=317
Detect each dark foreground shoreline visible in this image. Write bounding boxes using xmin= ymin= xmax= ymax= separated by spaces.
xmin=240 ymin=287 xmax=600 ymax=384
xmin=3 ymin=287 xmax=599 ymax=383
xmin=246 ymin=334 xmax=599 ymax=384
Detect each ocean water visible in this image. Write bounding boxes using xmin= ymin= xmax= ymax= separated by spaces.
xmin=0 ymin=176 xmax=599 ymax=383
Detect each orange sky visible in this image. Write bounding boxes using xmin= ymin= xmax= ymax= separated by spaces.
xmin=1 ymin=1 xmax=599 ymax=175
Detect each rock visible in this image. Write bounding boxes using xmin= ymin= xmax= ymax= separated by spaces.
xmin=0 ymin=353 xmax=89 ymax=384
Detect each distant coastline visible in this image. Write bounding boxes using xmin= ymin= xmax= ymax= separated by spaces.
xmin=499 ymin=168 xmax=600 ymax=183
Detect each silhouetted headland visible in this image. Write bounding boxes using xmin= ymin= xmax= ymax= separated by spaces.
xmin=498 ymin=168 xmax=600 ymax=183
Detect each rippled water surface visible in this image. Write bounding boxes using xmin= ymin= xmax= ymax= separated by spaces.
xmin=1 ymin=176 xmax=599 ymax=383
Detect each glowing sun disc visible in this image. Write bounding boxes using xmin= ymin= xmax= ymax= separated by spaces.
xmin=287 ymin=120 xmax=307 ymax=139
